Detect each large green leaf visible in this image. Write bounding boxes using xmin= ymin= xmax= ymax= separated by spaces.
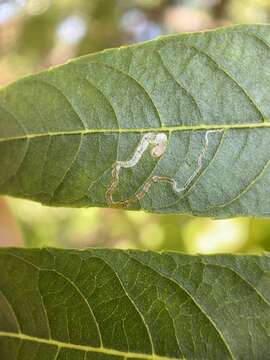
xmin=0 ymin=248 xmax=270 ymax=359
xmin=0 ymin=24 xmax=269 ymax=217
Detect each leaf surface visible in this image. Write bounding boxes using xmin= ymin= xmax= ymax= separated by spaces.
xmin=0 ymin=25 xmax=270 ymax=217
xmin=0 ymin=248 xmax=270 ymax=359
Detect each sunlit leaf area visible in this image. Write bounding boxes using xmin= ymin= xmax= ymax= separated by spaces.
xmin=1 ymin=0 xmax=270 ymax=252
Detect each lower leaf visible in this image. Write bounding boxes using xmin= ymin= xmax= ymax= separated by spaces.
xmin=0 ymin=248 xmax=269 ymax=359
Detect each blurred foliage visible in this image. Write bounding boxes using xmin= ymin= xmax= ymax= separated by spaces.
xmin=0 ymin=0 xmax=270 ymax=252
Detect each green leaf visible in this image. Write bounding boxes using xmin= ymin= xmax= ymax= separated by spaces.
xmin=0 ymin=24 xmax=269 ymax=217
xmin=0 ymin=248 xmax=270 ymax=359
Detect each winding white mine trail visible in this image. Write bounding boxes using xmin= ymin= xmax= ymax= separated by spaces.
xmin=106 ymin=129 xmax=223 ymax=208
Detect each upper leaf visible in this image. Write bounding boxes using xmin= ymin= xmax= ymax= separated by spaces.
xmin=0 ymin=24 xmax=269 ymax=217
xmin=0 ymin=248 xmax=270 ymax=359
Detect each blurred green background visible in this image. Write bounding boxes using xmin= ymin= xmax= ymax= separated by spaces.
xmin=0 ymin=0 xmax=270 ymax=253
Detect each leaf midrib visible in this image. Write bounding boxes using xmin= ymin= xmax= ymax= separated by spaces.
xmin=0 ymin=122 xmax=269 ymax=143
xmin=0 ymin=332 xmax=181 ymax=360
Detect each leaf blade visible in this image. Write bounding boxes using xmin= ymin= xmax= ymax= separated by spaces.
xmin=0 ymin=248 xmax=270 ymax=359
xmin=0 ymin=24 xmax=270 ymax=217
